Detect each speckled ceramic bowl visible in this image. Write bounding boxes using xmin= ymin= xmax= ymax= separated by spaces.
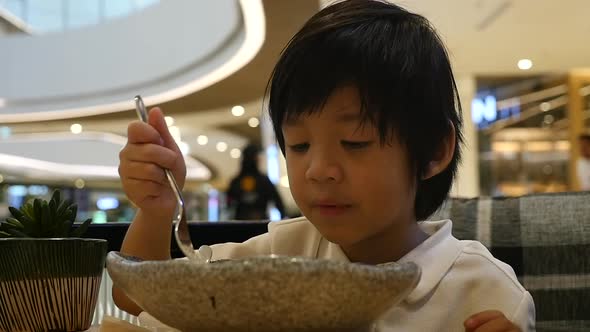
xmin=106 ymin=252 xmax=420 ymax=332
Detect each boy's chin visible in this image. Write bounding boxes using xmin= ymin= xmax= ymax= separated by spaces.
xmin=315 ymin=225 xmax=367 ymax=248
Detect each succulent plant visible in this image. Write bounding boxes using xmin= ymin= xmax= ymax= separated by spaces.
xmin=0 ymin=190 xmax=92 ymax=238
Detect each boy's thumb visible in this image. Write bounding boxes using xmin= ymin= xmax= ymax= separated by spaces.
xmin=148 ymin=107 xmax=179 ymax=151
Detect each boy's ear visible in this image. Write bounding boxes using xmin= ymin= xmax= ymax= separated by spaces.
xmin=422 ymin=122 xmax=456 ymax=180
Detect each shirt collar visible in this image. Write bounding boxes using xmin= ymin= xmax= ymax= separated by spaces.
xmin=398 ymin=219 xmax=462 ymax=303
xmin=319 ymin=219 xmax=461 ymax=304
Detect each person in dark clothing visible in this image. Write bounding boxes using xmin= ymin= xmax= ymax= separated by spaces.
xmin=226 ymin=144 xmax=286 ymax=220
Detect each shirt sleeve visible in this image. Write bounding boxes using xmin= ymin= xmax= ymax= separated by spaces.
xmin=210 ymin=232 xmax=271 ymax=261
xmin=208 ymin=218 xmax=318 ymax=260
xmin=510 ymin=291 xmax=536 ymax=332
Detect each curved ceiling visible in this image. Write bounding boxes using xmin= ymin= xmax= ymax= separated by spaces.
xmin=0 ymin=132 xmax=211 ymax=182
xmin=0 ymin=0 xmax=266 ymax=123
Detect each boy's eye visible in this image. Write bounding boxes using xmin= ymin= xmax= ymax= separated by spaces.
xmin=341 ymin=141 xmax=372 ymax=149
xmin=288 ymin=143 xmax=309 ymax=153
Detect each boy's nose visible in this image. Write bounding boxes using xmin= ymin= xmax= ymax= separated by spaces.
xmin=305 ymin=153 xmax=343 ymax=183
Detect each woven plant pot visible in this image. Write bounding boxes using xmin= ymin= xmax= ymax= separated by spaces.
xmin=0 ymin=238 xmax=107 ymax=331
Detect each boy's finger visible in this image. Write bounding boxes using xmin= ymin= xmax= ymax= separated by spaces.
xmin=148 ymin=107 xmax=180 ymax=153
xmin=121 ymin=143 xmax=177 ymax=170
xmin=127 ymin=121 xmax=163 ymax=145
xmin=464 ymin=310 xmax=504 ymax=330
xmin=468 ymin=318 xmax=517 ymax=332
xmin=118 ymin=160 xmax=167 ymax=185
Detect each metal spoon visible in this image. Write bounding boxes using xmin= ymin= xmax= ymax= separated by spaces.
xmin=133 ymin=95 xmax=212 ymax=263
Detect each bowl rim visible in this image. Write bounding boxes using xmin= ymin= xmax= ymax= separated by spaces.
xmin=107 ymin=250 xmax=422 ymax=276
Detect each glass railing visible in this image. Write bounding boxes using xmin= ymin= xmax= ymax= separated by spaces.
xmin=0 ymin=0 xmax=158 ymax=34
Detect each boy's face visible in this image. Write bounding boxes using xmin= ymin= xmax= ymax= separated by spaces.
xmin=282 ymin=86 xmax=417 ymax=248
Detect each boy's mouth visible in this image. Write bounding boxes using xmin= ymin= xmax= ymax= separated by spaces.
xmin=312 ymin=201 xmax=353 ymax=216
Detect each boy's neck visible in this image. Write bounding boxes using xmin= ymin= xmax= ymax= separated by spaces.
xmin=341 ymin=221 xmax=429 ymax=265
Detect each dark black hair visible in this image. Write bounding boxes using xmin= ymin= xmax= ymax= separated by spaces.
xmin=239 ymin=143 xmax=262 ymax=175
xmin=266 ymin=0 xmax=464 ymax=220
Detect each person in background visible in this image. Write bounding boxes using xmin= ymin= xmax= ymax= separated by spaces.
xmin=577 ymin=134 xmax=590 ymax=190
xmin=226 ymin=143 xmax=286 ymax=220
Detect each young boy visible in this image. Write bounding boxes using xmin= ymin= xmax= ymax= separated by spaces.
xmin=115 ymin=0 xmax=535 ymax=330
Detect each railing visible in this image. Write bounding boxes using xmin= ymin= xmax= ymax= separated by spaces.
xmin=93 ymin=269 xmax=138 ymax=324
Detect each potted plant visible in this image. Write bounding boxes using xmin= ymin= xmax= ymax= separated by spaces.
xmin=0 ymin=190 xmax=107 ymax=331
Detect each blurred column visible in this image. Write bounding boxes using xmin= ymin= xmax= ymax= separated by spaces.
xmin=260 ymin=114 xmax=282 ymax=185
xmin=451 ymin=75 xmax=480 ymax=198
xmin=260 ymin=113 xmax=296 ymax=219
xmin=567 ymin=69 xmax=590 ymax=190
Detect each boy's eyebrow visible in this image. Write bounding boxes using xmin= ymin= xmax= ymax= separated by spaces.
xmin=283 ymin=116 xmax=303 ymax=127
xmin=283 ymin=110 xmax=362 ymax=127
xmin=334 ymin=111 xmax=362 ymax=123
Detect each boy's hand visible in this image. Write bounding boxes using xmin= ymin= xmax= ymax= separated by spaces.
xmin=464 ymin=310 xmax=521 ymax=332
xmin=118 ymin=107 xmax=186 ymax=220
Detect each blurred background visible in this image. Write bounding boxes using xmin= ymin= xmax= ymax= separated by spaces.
xmin=1 ymin=0 xmax=589 ymax=223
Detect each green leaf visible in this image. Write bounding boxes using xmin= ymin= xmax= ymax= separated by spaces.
xmin=0 ymin=231 xmax=10 ymax=238
xmin=9 ymin=207 xmax=35 ymax=236
xmin=68 ymin=204 xmax=78 ymax=223
xmin=48 ymin=198 xmax=56 ymax=225
xmin=50 ymin=190 xmax=61 ymax=206
xmin=60 ymin=220 xmax=71 ymax=238
xmin=62 ymin=210 xmax=73 ymax=224
xmin=8 ymin=206 xmax=24 ymax=220
xmin=9 ymin=206 xmax=33 ymax=225
xmin=0 ymin=222 xmax=11 ymax=232
xmin=70 ymin=218 xmax=92 ymax=237
xmin=5 ymin=227 xmax=29 ymax=238
xmin=5 ymin=218 xmax=24 ymax=230
xmin=55 ymin=199 xmax=72 ymax=223
xmin=21 ymin=202 xmax=35 ymax=221
xmin=59 ymin=204 xmax=77 ymax=237
xmin=41 ymin=201 xmax=51 ymax=237
xmin=33 ymin=199 xmax=42 ymax=223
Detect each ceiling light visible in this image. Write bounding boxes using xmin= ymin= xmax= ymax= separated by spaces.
xmin=231 ymin=105 xmax=245 ymax=117
xmin=248 ymin=117 xmax=260 ymax=128
xmin=517 ymin=59 xmax=533 ymax=70
xmin=74 ymin=178 xmax=85 ymax=189
xmin=539 ymin=102 xmax=551 ymax=112
xmin=70 ymin=124 xmax=83 ymax=134
xmin=197 ymin=135 xmax=208 ymax=145
xmin=230 ymin=148 xmax=241 ymax=159
xmin=165 ymin=116 xmax=175 ymax=126
xmin=216 ymin=142 xmax=228 ymax=152
xmin=543 ymin=114 xmax=554 ymax=125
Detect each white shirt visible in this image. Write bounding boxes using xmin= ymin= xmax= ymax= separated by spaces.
xmin=578 ymin=158 xmax=590 ymax=190
xmin=211 ymin=217 xmax=536 ymax=331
